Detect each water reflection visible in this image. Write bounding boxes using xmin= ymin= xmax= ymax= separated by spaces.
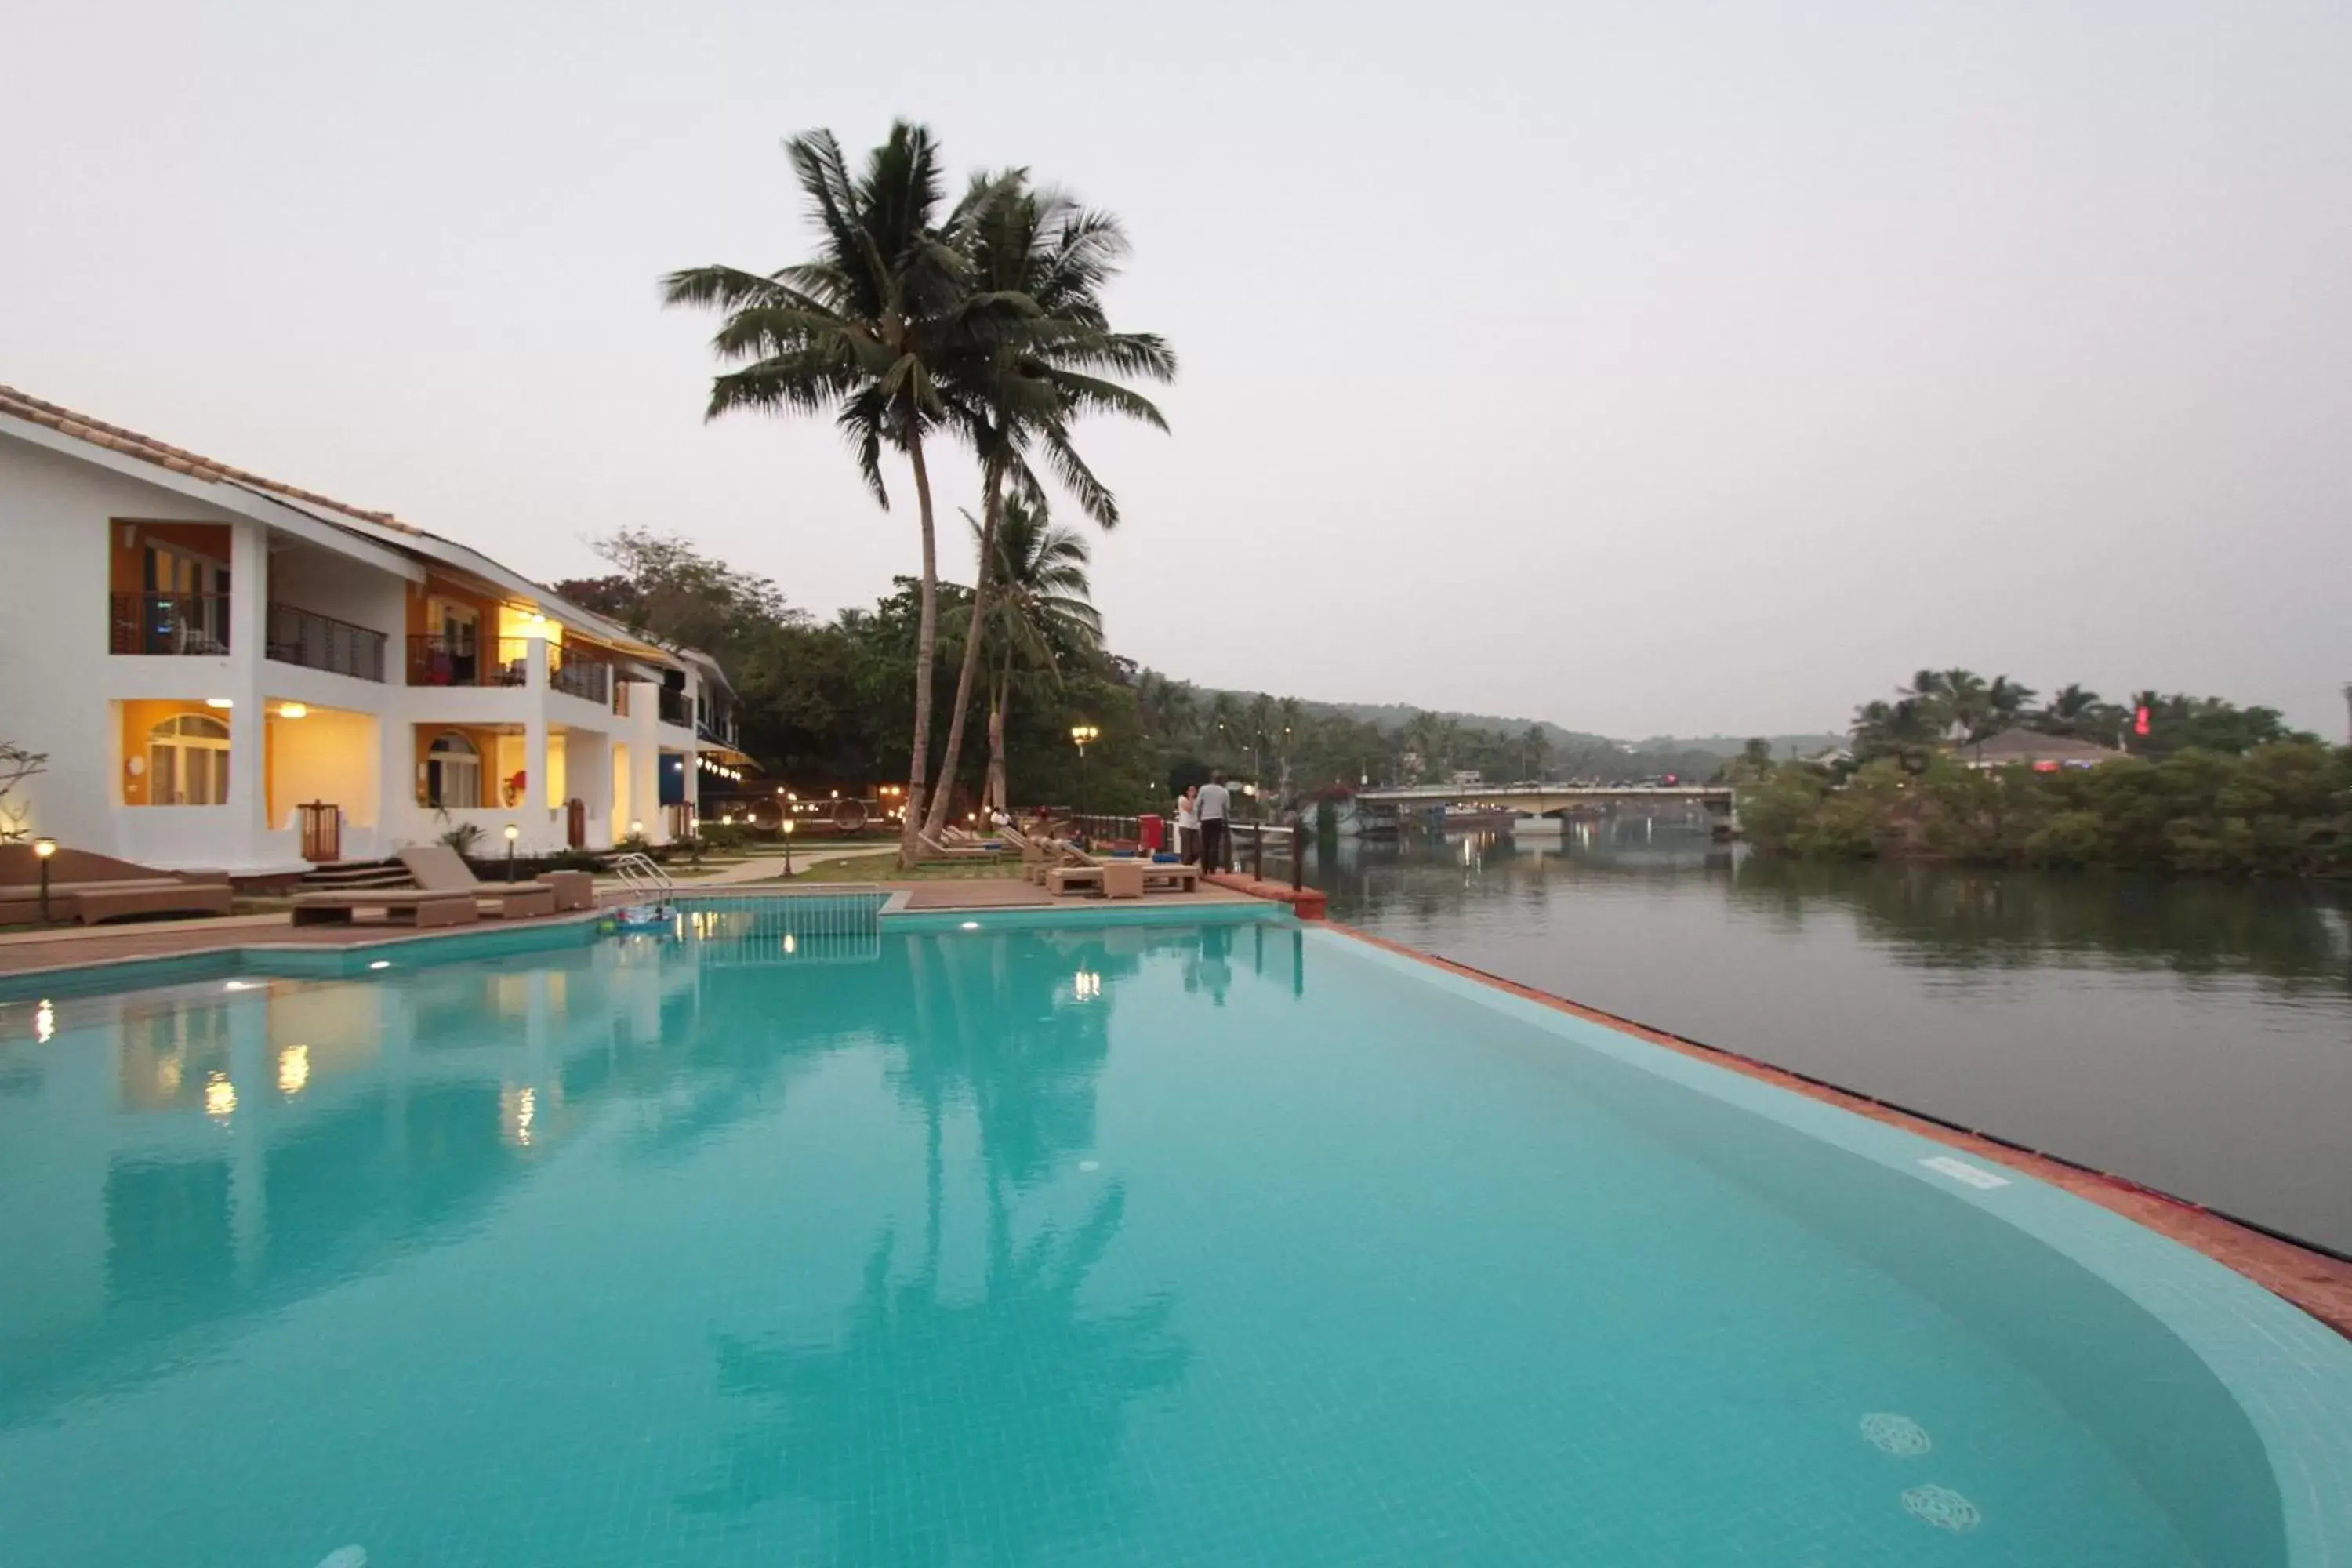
xmin=1316 ymin=827 xmax=2352 ymax=989
xmin=0 ymin=920 xmax=1229 ymax=1506
xmin=1310 ymin=827 xmax=2352 ymax=1249
xmin=685 ymin=927 xmax=1189 ymax=1558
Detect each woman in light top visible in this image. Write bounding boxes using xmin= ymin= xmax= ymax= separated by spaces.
xmin=1175 ymin=785 xmax=1200 ymax=862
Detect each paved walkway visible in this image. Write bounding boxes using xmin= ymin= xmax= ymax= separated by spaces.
xmin=646 ymin=844 xmax=897 ymax=887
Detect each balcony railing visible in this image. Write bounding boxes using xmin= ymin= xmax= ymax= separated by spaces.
xmin=658 ymin=688 xmax=693 ymax=728
xmin=407 ymin=634 xmax=529 ymax=687
xmin=547 ymin=644 xmax=612 ymax=706
xmin=111 ymin=593 xmax=231 ymax=655
xmin=698 ymin=710 xmax=739 ymax=748
xmin=266 ymin=602 xmax=387 ymax=682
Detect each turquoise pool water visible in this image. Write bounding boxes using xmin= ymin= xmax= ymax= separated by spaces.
xmin=2 ymin=903 xmax=2346 ymax=1566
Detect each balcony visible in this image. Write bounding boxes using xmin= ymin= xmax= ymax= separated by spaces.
xmin=407 ymin=635 xmax=528 ymax=688
xmin=697 ymin=709 xmax=739 ymax=749
xmin=111 ymin=593 xmax=230 ymax=655
xmin=548 ymin=644 xmax=612 ymax=706
xmin=266 ymin=602 xmax=387 ymax=682
xmin=658 ymin=688 xmax=692 ymax=728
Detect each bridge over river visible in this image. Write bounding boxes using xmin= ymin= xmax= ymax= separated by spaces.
xmin=1352 ymin=782 xmax=1739 ymax=835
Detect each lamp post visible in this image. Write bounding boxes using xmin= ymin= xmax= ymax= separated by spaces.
xmin=503 ymin=822 xmax=519 ymax=882
xmin=1070 ymin=724 xmax=1099 ymax=822
xmin=782 ymin=816 xmax=795 ymax=878
xmin=33 ymin=837 xmax=56 ymax=927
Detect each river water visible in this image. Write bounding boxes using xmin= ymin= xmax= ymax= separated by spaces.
xmin=1305 ymin=826 xmax=2352 ymax=1256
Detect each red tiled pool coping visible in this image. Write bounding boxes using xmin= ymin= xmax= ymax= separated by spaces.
xmin=1327 ymin=921 xmax=2352 ymax=1339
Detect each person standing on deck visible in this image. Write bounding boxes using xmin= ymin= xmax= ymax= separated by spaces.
xmin=1196 ymin=771 xmax=1232 ymax=873
xmin=1175 ymin=784 xmax=1200 ymax=863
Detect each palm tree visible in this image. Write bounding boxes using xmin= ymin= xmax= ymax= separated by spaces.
xmin=975 ymin=497 xmax=1102 ymax=810
xmin=1205 ymin=691 xmax=1240 ymax=764
xmin=1157 ymin=680 xmax=1198 ymax=749
xmin=663 ymin=122 xmax=1022 ymax=866
xmin=2034 ymin=683 xmax=2112 ymax=739
xmin=1985 ymin=676 xmax=2037 ymax=735
xmin=1940 ymin=669 xmax=1991 ymax=742
xmin=1520 ymin=724 xmax=1551 ymax=781
xmin=920 ymin=177 xmax=1174 ymax=842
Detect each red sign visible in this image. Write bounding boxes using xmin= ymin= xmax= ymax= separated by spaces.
xmin=2133 ymin=705 xmax=2151 ymax=737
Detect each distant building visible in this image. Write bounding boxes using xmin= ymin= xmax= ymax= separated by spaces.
xmin=1962 ymin=729 xmax=2126 ymax=771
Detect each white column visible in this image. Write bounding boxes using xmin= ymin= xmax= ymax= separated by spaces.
xmin=568 ymin=731 xmax=610 ymax=848
xmin=624 ymin=680 xmax=661 ymax=843
xmin=227 ymin=522 xmax=270 ymax=859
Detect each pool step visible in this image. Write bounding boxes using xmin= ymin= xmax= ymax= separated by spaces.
xmin=296 ymin=858 xmax=416 ymax=892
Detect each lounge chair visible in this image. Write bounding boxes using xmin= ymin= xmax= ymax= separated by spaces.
xmin=290 ymin=890 xmax=479 ymax=928
xmin=397 ymin=845 xmax=559 ymax=919
xmin=918 ymin=829 xmax=1004 ymax=862
xmin=0 ymin=845 xmax=234 ymax=925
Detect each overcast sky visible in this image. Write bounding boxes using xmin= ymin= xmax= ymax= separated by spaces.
xmin=5 ymin=1 xmax=2347 ymax=738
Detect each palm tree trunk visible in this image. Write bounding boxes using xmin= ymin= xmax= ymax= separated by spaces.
xmin=985 ymin=648 xmax=1012 ymax=811
xmin=922 ymin=456 xmax=1004 ymax=841
xmin=899 ymin=426 xmax=940 ymax=870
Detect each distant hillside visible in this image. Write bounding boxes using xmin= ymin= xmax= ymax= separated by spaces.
xmin=1190 ymin=691 xmax=1838 ymax=761
xmin=1296 ymin=700 xmax=1615 ymax=752
xmin=1632 ymin=732 xmax=1846 ymax=759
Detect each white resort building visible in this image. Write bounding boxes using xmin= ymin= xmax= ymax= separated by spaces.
xmin=0 ymin=385 xmax=749 ymax=874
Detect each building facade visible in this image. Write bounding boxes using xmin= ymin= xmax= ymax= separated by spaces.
xmin=0 ymin=387 xmax=746 ymax=873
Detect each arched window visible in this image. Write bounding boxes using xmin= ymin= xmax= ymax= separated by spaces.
xmin=424 ymin=732 xmax=482 ymax=809
xmin=147 ymin=713 xmax=230 ymax=806
xmin=423 ymin=738 xmax=482 ymax=808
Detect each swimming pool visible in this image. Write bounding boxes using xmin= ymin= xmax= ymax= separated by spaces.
xmin=1 ymin=902 xmax=2345 ymax=1565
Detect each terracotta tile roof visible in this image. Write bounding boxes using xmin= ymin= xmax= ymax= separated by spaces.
xmin=0 ymin=383 xmax=416 ymax=532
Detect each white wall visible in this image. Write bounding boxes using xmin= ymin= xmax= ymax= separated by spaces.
xmin=0 ymin=434 xmax=245 ymax=856
xmin=265 ymin=535 xmax=408 ymax=641
xmin=267 ymin=706 xmax=380 ymax=829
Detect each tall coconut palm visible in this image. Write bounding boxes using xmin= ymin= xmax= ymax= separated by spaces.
xmin=663 ymin=122 xmax=1022 ymax=866
xmin=2035 ymin=683 xmax=2110 ymax=738
xmin=976 ymin=497 xmax=1102 ymax=811
xmin=1985 ymin=676 xmax=2038 ymax=734
xmin=920 ymin=177 xmax=1174 ymax=841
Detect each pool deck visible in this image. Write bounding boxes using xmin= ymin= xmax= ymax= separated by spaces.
xmin=0 ymin=876 xmax=1258 ymax=975
xmin=4 ymin=883 xmax=2346 ymax=1337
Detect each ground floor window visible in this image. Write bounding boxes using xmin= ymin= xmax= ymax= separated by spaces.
xmin=423 ymin=732 xmax=481 ymax=808
xmin=144 ymin=713 xmax=230 ymax=806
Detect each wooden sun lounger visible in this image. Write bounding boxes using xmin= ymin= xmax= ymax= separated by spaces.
xmin=290 ymin=890 xmax=479 ymax=928
xmin=1047 ymin=858 xmax=1200 ymax=898
xmin=397 ymin=845 xmax=559 ymax=919
xmin=0 ymin=876 xmax=235 ymax=926
xmin=920 ymin=830 xmax=1006 ymax=862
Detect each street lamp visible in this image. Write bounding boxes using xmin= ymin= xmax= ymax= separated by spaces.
xmin=503 ymin=822 xmax=519 ymax=882
xmin=33 ymin=837 xmax=56 ymax=927
xmin=782 ymin=816 xmax=795 ymax=878
xmin=1070 ymin=724 xmax=1099 ymax=817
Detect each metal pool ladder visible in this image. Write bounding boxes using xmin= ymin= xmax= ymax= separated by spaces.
xmin=608 ymin=851 xmax=675 ymax=904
